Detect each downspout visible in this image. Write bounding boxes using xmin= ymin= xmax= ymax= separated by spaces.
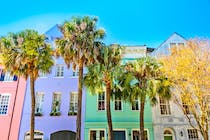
xmin=8 ymin=76 xmax=20 ymax=140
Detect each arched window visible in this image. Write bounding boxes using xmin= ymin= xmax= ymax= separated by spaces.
xmin=25 ymin=130 xmax=44 ymax=140
xmin=164 ymin=129 xmax=173 ymax=140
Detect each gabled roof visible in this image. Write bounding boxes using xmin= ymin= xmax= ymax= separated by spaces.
xmin=45 ymin=24 xmax=63 ymax=40
xmin=151 ymin=32 xmax=186 ymax=56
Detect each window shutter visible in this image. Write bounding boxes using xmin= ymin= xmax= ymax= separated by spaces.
xmin=13 ymin=75 xmax=18 ymax=81
xmin=0 ymin=72 xmax=5 ymax=81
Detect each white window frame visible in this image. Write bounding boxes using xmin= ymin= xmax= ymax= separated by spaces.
xmin=0 ymin=94 xmax=11 ymax=115
xmin=39 ymin=71 xmax=47 ymax=78
xmin=69 ymin=92 xmax=78 ymax=115
xmin=182 ymin=101 xmax=191 ymax=115
xmin=131 ymin=98 xmax=140 ymax=111
xmin=55 ymin=65 xmax=64 ymax=77
xmin=72 ymin=67 xmax=79 ymax=77
xmin=51 ymin=92 xmax=62 ymax=112
xmin=97 ymin=92 xmax=105 ymax=111
xmin=114 ymin=97 xmax=122 ymax=111
xmin=132 ymin=129 xmax=149 ymax=140
xmin=24 ymin=130 xmax=44 ymax=140
xmin=159 ymin=97 xmax=171 ymax=115
xmin=187 ymin=129 xmax=199 ymax=140
xmin=89 ymin=129 xmax=106 ymax=140
xmin=35 ymin=92 xmax=44 ymax=114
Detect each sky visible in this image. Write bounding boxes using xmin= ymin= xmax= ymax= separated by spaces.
xmin=0 ymin=0 xmax=210 ymax=48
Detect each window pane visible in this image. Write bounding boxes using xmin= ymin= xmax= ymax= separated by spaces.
xmin=55 ymin=65 xmax=64 ymax=77
xmin=188 ymin=129 xmax=199 ymax=140
xmin=100 ymin=130 xmax=105 ymax=140
xmin=98 ymin=93 xmax=105 ymax=110
xmin=0 ymin=94 xmax=10 ymax=115
xmin=69 ymin=92 xmax=78 ymax=115
xmin=159 ymin=97 xmax=171 ymax=115
xmin=35 ymin=92 xmax=44 ymax=113
xmin=90 ymin=130 xmax=96 ymax=140
xmin=170 ymin=43 xmax=176 ymax=48
xmin=52 ymin=93 xmax=61 ymax=112
xmin=114 ymin=97 xmax=122 ymax=110
xmin=132 ymin=130 xmax=148 ymax=140
xmin=132 ymin=98 xmax=139 ymax=110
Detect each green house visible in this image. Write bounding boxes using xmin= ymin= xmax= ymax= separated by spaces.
xmin=84 ymin=46 xmax=155 ymax=140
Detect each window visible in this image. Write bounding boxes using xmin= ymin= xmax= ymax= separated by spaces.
xmin=90 ymin=130 xmax=105 ymax=140
xmin=0 ymin=94 xmax=10 ymax=115
xmin=170 ymin=43 xmax=185 ymax=49
xmin=182 ymin=101 xmax=191 ymax=115
xmin=170 ymin=43 xmax=177 ymax=48
xmin=35 ymin=92 xmax=44 ymax=116
xmin=69 ymin=92 xmax=78 ymax=116
xmin=50 ymin=92 xmax=61 ymax=116
xmin=55 ymin=65 xmax=64 ymax=77
xmin=39 ymin=72 xmax=47 ymax=78
xmin=159 ymin=97 xmax=171 ymax=115
xmin=178 ymin=43 xmax=184 ymax=47
xmin=164 ymin=130 xmax=173 ymax=140
xmin=131 ymin=98 xmax=139 ymax=110
xmin=98 ymin=92 xmax=105 ymax=111
xmin=114 ymin=97 xmax=122 ymax=111
xmin=187 ymin=129 xmax=199 ymax=140
xmin=0 ymin=71 xmax=17 ymax=81
xmin=25 ymin=130 xmax=44 ymax=140
xmin=132 ymin=130 xmax=148 ymax=140
xmin=72 ymin=68 xmax=79 ymax=77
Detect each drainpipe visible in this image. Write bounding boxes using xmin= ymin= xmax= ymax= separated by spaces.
xmin=8 ymin=76 xmax=20 ymax=140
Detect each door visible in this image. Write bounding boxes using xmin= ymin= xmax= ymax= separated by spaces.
xmin=50 ymin=130 xmax=76 ymax=140
xmin=114 ymin=131 xmax=126 ymax=140
xmin=164 ymin=136 xmax=172 ymax=140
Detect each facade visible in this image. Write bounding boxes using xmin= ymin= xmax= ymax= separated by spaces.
xmin=18 ymin=25 xmax=86 ymax=140
xmin=84 ymin=46 xmax=154 ymax=140
xmin=151 ymin=33 xmax=206 ymax=140
xmin=0 ymin=65 xmax=26 ymax=140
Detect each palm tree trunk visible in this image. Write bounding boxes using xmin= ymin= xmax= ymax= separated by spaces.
xmin=139 ymin=100 xmax=145 ymax=140
xmin=106 ymin=82 xmax=113 ymax=140
xmin=76 ymin=61 xmax=83 ymax=140
xmin=30 ymin=73 xmax=35 ymax=140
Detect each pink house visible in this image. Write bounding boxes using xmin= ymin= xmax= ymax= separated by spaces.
xmin=0 ymin=66 xmax=26 ymax=140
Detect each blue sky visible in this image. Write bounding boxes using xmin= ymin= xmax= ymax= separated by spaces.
xmin=0 ymin=0 xmax=210 ymax=47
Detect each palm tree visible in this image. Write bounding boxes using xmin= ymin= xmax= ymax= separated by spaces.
xmin=120 ymin=56 xmax=171 ymax=140
xmin=0 ymin=30 xmax=54 ymax=140
xmin=84 ymin=45 xmax=123 ymax=140
xmin=55 ymin=16 xmax=105 ymax=140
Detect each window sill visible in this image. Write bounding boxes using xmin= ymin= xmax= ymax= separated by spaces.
xmin=50 ymin=112 xmax=61 ymax=116
xmin=68 ymin=112 xmax=77 ymax=116
xmin=35 ymin=112 xmax=43 ymax=117
xmin=53 ymin=77 xmax=64 ymax=78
